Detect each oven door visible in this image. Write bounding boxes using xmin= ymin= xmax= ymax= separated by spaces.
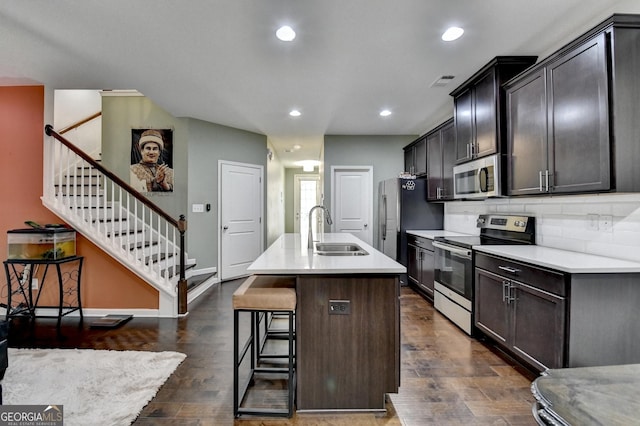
xmin=433 ymin=241 xmax=472 ymax=300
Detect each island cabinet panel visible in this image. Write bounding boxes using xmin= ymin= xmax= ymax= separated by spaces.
xmin=296 ymin=274 xmax=400 ymax=411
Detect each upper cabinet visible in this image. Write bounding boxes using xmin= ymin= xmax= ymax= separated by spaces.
xmin=506 ymin=14 xmax=640 ymax=196
xmin=403 ymin=136 xmax=427 ymax=176
xmin=450 ymin=57 xmax=537 ymax=165
xmin=426 ymin=118 xmax=455 ymax=201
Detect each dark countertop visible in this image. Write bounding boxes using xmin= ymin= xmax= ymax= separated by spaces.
xmin=531 ymin=364 xmax=640 ymax=425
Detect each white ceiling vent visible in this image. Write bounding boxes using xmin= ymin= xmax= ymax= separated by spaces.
xmin=430 ymin=75 xmax=455 ymax=87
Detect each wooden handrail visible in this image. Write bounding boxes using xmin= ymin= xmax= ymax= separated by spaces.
xmin=59 ymin=112 xmax=102 ymax=135
xmin=45 ymin=124 xmax=189 ymax=314
xmin=45 ymin=124 xmax=181 ymax=229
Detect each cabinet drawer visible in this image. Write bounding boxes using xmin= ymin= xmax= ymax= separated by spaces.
xmin=407 ymin=235 xmax=433 ymax=251
xmin=475 ymin=252 xmax=566 ymax=296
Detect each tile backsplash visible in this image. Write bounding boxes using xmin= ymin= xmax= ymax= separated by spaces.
xmin=444 ymin=193 xmax=640 ymax=263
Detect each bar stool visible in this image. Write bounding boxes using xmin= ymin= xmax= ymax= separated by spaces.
xmin=233 ymin=275 xmax=296 ymax=417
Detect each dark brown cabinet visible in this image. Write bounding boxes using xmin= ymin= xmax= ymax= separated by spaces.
xmin=451 ymin=56 xmax=537 ymax=164
xmin=507 ymin=34 xmax=610 ymax=195
xmin=506 ymin=14 xmax=640 ymax=196
xmin=403 ymin=136 xmax=427 ymax=176
xmin=475 ymin=253 xmax=566 ymax=371
xmin=407 ymin=235 xmax=435 ymax=300
xmin=426 ymin=118 xmax=455 ymax=201
xmin=476 ymin=246 xmax=640 ymax=370
xmin=296 ymin=274 xmax=400 ymax=410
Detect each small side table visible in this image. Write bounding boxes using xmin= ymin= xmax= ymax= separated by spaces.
xmin=3 ymin=256 xmax=84 ymax=329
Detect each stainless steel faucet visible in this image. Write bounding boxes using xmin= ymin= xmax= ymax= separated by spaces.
xmin=308 ymin=205 xmax=333 ymax=249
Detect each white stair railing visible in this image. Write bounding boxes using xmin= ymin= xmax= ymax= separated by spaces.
xmin=42 ymin=125 xmax=188 ymax=317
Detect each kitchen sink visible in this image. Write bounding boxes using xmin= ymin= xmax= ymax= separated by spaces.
xmin=314 ymin=242 xmax=369 ymax=256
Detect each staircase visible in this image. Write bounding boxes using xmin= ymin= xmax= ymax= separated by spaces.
xmin=42 ymin=125 xmax=197 ymax=317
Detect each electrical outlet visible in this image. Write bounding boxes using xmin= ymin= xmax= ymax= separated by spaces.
xmin=328 ymin=300 xmax=350 ymax=315
xmin=599 ymin=215 xmax=613 ymax=232
xmin=32 ymin=278 xmax=38 ymax=290
xmin=587 ymin=214 xmax=599 ymax=231
xmin=192 ymin=203 xmax=204 ymax=213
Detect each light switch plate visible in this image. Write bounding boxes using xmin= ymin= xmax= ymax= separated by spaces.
xmin=192 ymin=204 xmax=204 ymax=213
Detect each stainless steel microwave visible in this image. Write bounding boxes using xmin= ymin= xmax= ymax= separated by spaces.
xmin=453 ymin=154 xmax=500 ymax=199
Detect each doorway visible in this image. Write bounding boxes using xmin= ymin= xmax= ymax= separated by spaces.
xmin=330 ymin=166 xmax=373 ymax=245
xmin=293 ymin=174 xmax=321 ymax=239
xmin=218 ymin=160 xmax=264 ymax=281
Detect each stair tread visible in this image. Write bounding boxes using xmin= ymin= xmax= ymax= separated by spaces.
xmin=187 ymin=272 xmax=216 ymax=290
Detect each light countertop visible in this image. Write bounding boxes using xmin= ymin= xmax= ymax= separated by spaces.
xmin=247 ymin=233 xmax=406 ymax=275
xmin=406 ymin=230 xmax=473 ymax=239
xmin=475 ymin=245 xmax=640 ymax=273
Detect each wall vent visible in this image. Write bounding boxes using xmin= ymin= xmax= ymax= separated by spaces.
xmin=430 ymin=75 xmax=455 ymax=87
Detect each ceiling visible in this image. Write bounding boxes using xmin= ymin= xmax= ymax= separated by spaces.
xmin=1 ymin=1 xmax=637 ymax=167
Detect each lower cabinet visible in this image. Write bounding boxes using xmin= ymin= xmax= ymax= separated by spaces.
xmin=296 ymin=274 xmax=400 ymax=410
xmin=475 ymin=253 xmax=566 ymax=371
xmin=407 ymin=235 xmax=435 ymax=300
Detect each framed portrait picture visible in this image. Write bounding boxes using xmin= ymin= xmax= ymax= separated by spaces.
xmin=129 ymin=128 xmax=174 ymax=192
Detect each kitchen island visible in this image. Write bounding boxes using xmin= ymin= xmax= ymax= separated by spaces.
xmin=247 ymin=233 xmax=405 ymax=412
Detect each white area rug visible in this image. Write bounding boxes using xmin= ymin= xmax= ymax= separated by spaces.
xmin=3 ymin=348 xmax=186 ymax=426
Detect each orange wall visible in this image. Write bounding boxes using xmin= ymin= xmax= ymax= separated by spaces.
xmin=0 ymin=86 xmax=158 ymax=310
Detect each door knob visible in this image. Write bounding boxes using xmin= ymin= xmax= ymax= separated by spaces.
xmin=364 ymin=224 xmax=368 ymax=229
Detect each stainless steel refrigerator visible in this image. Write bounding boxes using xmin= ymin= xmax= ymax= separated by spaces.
xmin=377 ymin=178 xmax=443 ymax=274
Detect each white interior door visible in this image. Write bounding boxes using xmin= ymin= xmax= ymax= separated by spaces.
xmin=293 ymin=174 xmax=321 ymax=237
xmin=219 ymin=161 xmax=263 ymax=280
xmin=331 ymin=166 xmax=373 ymax=245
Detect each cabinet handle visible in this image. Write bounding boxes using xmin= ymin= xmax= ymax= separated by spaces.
xmin=466 ymin=143 xmax=471 ymax=159
xmin=498 ymin=265 xmax=520 ymax=275
xmin=539 ymin=170 xmax=543 ymax=192
xmin=508 ymin=284 xmax=517 ymax=303
xmin=545 ymin=170 xmax=550 ymax=192
xmin=502 ymin=280 xmax=510 ymax=303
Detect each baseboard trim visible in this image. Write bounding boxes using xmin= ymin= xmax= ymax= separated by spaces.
xmin=187 ymin=277 xmax=219 ymax=304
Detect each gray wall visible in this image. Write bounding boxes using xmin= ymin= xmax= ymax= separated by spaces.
xmin=102 ymin=95 xmax=188 ymax=219
xmin=101 ymin=95 xmax=267 ymax=272
xmin=323 ymin=135 xmax=416 ymax=244
xmin=186 ymin=118 xmax=267 ymax=269
xmin=266 ymin=141 xmax=285 ymax=247
xmin=284 ymin=167 xmax=318 ymax=233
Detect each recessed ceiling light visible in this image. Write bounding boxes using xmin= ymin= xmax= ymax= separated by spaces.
xmin=442 ymin=26 xmax=464 ymax=42
xmin=296 ymin=160 xmax=320 ymax=171
xmin=276 ymin=25 xmax=296 ymax=41
xmin=293 ymin=144 xmax=301 ymax=150
xmin=380 ymin=109 xmax=392 ymax=117
xmin=289 ymin=109 xmax=301 ymax=117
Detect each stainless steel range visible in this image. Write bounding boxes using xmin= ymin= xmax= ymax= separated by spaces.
xmin=432 ymin=214 xmax=535 ymax=335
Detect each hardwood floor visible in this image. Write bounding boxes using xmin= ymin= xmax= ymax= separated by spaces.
xmin=7 ymin=279 xmax=538 ymax=425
